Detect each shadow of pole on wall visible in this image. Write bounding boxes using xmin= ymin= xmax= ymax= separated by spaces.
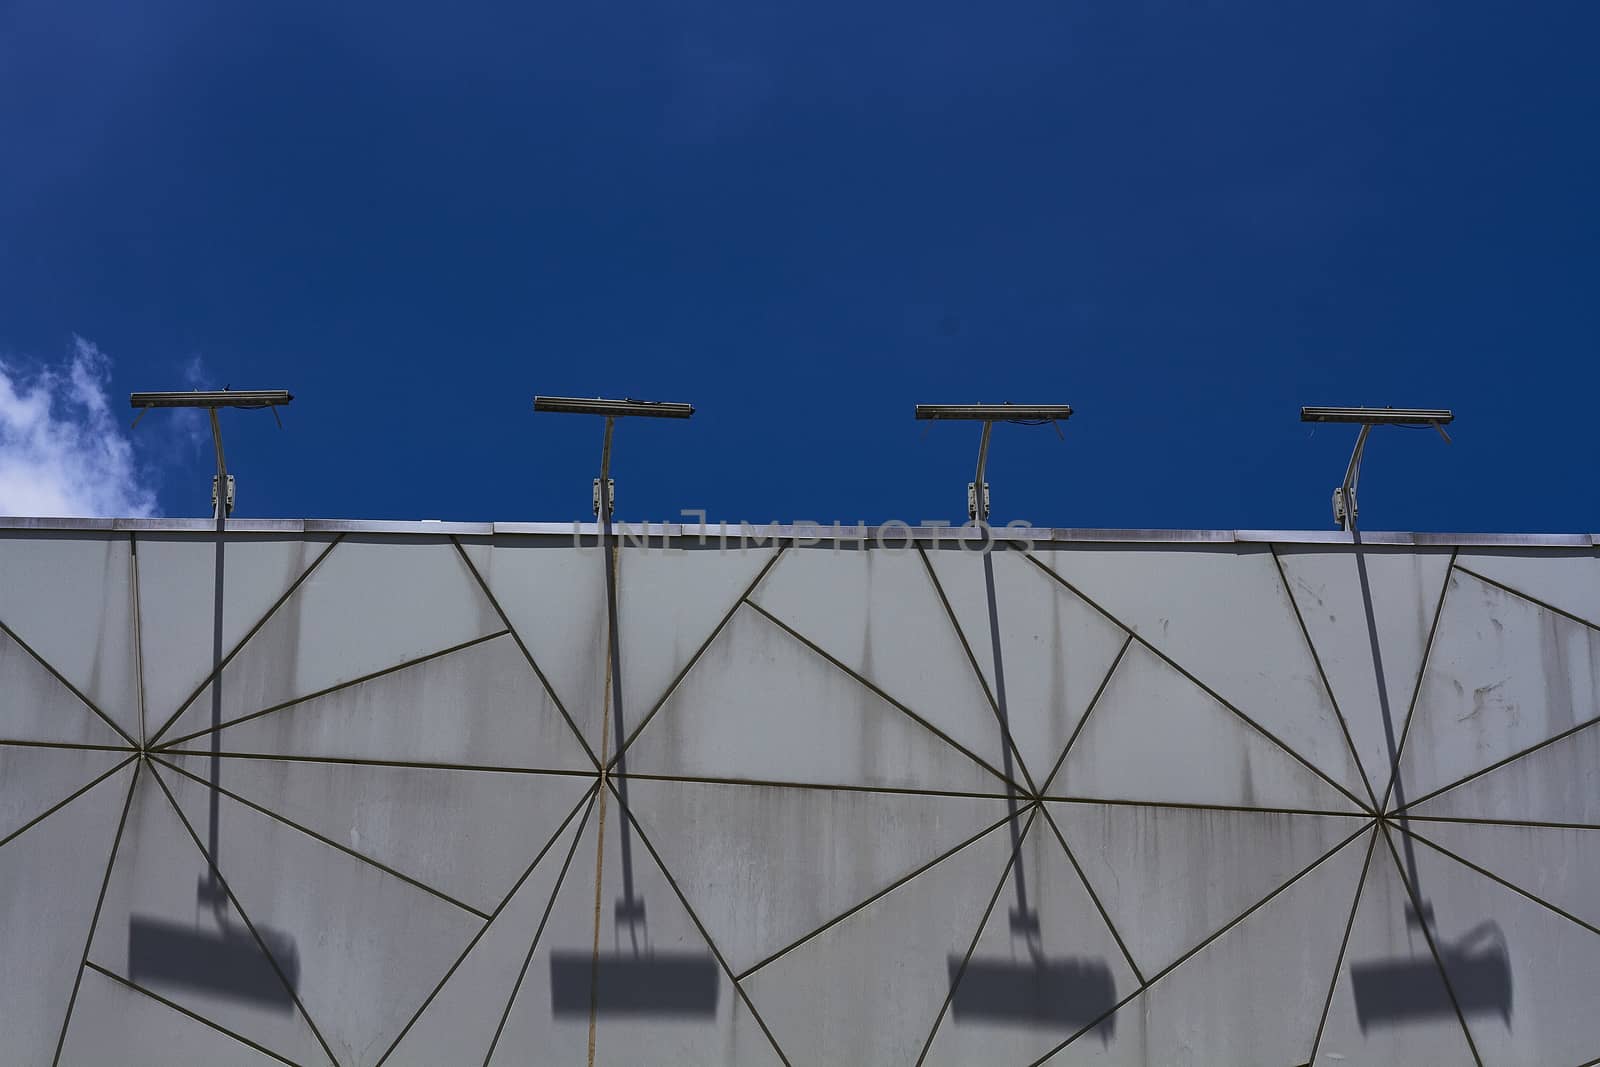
xmin=127 ymin=394 xmax=302 ymax=1010
xmin=539 ymin=402 xmax=719 ymax=1020
xmin=1306 ymin=419 xmax=1514 ymax=1030
xmin=946 ymin=532 xmax=1115 ymax=1034
xmin=1346 ymin=523 xmax=1512 ymax=1029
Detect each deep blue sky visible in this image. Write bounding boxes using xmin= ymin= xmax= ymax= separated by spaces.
xmin=2 ymin=3 xmax=1596 ymax=530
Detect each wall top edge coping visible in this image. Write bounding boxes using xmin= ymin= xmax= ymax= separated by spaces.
xmin=0 ymin=516 xmax=1593 ymax=548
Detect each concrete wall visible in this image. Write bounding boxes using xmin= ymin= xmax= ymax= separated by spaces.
xmin=2 ymin=522 xmax=1597 ymax=1065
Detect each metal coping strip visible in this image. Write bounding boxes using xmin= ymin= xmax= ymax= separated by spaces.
xmin=0 ymin=516 xmax=1592 ymax=547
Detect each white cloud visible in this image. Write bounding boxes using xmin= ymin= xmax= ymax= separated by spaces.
xmin=160 ymin=352 xmax=213 ymax=454
xmin=0 ymin=336 xmax=157 ymax=517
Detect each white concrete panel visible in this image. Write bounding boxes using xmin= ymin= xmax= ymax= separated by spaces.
xmin=0 ymin=532 xmax=139 ymax=741
xmin=1035 ymin=544 xmax=1366 ymax=797
xmin=490 ymin=799 xmax=783 ymax=1067
xmin=135 ymin=533 xmax=332 ymax=735
xmin=0 ymin=745 xmax=127 ymax=844
xmin=188 ymin=634 xmax=592 ymax=772
xmin=625 ymin=605 xmax=1006 ymax=794
xmin=1054 ymin=642 xmax=1360 ymax=811
xmin=1053 ymin=802 xmax=1368 ymax=975
xmin=87 ymin=770 xmax=329 ymax=1066
xmin=386 ymin=798 xmax=592 ymax=1067
xmin=925 ymin=547 xmax=1130 ymax=786
xmin=1045 ymin=829 xmax=1370 ymax=1066
xmin=623 ymin=777 xmax=1009 ymax=974
xmin=2 ymin=528 xmax=1595 ymax=1064
xmin=1278 ymin=545 xmax=1452 ymax=803
xmin=161 ymin=752 xmax=595 ymax=914
xmin=617 ymin=543 xmax=778 ymax=743
xmin=742 ymin=820 xmax=1014 ymax=1067
xmin=162 ymin=537 xmax=503 ymax=745
xmin=463 ymin=539 xmax=609 ymax=760
xmin=923 ymin=815 xmax=1138 ymax=1067
xmin=1458 ymin=547 xmax=1600 ymax=628
xmin=1315 ymin=842 xmax=1477 ymax=1067
xmin=59 ymin=968 xmax=285 ymax=1067
xmin=160 ymin=762 xmax=481 ymax=1066
xmin=0 ymin=764 xmax=134 ymax=1067
xmin=0 ymin=624 xmax=126 ymax=746
xmin=1408 ymin=719 xmax=1600 ymax=825
xmin=1407 ymin=819 xmax=1600 ymax=931
xmin=751 ymin=547 xmax=1011 ymax=781
xmin=1404 ymin=828 xmax=1600 ymax=1066
xmin=1399 ymin=571 xmax=1600 ymax=808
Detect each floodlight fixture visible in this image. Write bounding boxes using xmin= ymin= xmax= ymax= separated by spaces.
xmin=1301 ymin=404 xmax=1454 ymax=530
xmin=131 ymin=389 xmax=294 ymax=411
xmin=915 ymin=401 xmax=1072 ymax=522
xmin=915 ymin=402 xmax=1072 ymax=423
xmin=533 ymin=395 xmax=694 ymax=419
xmin=1300 ymin=406 xmax=1453 ymax=427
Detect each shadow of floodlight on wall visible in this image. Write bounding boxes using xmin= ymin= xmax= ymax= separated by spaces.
xmin=1351 ymin=921 xmax=1512 ymax=1030
xmin=948 ymin=934 xmax=1116 ymax=1033
xmin=550 ymin=949 xmax=720 ymax=1017
xmin=545 ymin=791 xmax=720 ymax=1019
xmin=539 ymin=395 xmax=719 ymax=1020
xmin=128 ymin=914 xmax=300 ymax=1009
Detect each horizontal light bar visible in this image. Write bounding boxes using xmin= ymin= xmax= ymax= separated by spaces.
xmin=914 ymin=403 xmax=1073 ymax=421
xmin=534 ymin=396 xmax=694 ymax=419
xmin=130 ymin=390 xmax=293 ymax=410
xmin=1300 ymin=406 xmax=1453 ymax=426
